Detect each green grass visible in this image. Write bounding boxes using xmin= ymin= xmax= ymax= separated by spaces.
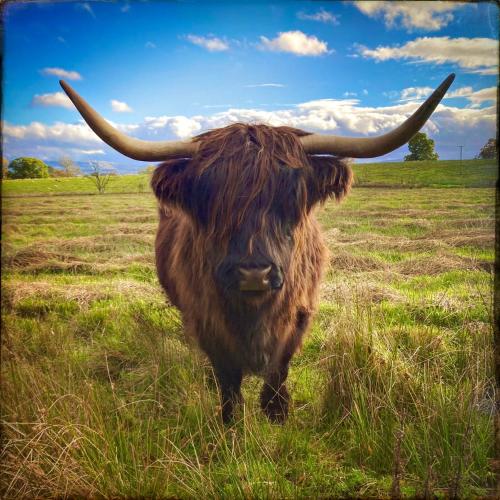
xmin=1 ymin=159 xmax=497 ymax=197
xmin=352 ymin=159 xmax=497 ymax=188
xmin=1 ymin=167 xmax=496 ymax=497
xmin=1 ymin=173 xmax=152 ymax=196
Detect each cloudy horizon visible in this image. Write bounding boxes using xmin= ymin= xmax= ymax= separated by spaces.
xmin=3 ymin=1 xmax=498 ymax=171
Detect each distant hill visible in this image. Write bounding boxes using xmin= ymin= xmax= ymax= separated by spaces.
xmin=45 ymin=160 xmax=145 ymax=175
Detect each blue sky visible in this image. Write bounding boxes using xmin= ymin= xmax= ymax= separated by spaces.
xmin=3 ymin=1 xmax=498 ymax=171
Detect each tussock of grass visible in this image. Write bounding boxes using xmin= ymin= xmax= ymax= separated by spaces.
xmin=112 ymin=224 xmax=157 ymax=235
xmin=320 ymin=281 xmax=404 ymax=304
xmin=325 ymin=230 xmax=493 ymax=254
xmin=5 ymin=247 xmax=93 ymax=273
xmin=320 ymin=301 xmax=494 ymax=489
xmin=4 ymin=244 xmax=156 ymax=277
xmin=396 ymin=252 xmax=492 ymax=276
xmin=326 ymin=248 xmax=492 ymax=279
xmin=2 ymin=279 xmax=163 ymax=313
xmin=329 ymin=250 xmax=387 ymax=272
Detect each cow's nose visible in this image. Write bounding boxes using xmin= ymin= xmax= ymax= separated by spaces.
xmin=238 ymin=265 xmax=272 ymax=292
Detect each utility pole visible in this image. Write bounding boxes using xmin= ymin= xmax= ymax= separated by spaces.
xmin=457 ymin=145 xmax=464 ymax=161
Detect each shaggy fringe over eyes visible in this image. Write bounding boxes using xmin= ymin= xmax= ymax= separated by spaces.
xmin=192 ymin=124 xmax=311 ymax=245
xmin=151 ymin=123 xmax=353 ymax=246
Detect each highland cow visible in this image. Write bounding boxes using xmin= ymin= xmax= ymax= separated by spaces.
xmin=60 ymin=74 xmax=454 ymax=423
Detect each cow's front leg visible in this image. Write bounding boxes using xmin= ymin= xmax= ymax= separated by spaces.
xmin=210 ymin=357 xmax=243 ymax=424
xmin=260 ymin=367 xmax=290 ymax=423
xmin=261 ymin=308 xmax=311 ymax=423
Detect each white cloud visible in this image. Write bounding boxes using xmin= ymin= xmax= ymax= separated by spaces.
xmin=77 ymin=2 xmax=95 ymax=18
xmin=353 ymin=1 xmax=466 ymax=31
xmin=392 ymin=85 xmax=496 ymax=109
xmin=458 ymin=87 xmax=497 ymax=108
xmin=399 ymin=86 xmax=434 ymax=101
xmin=121 ymin=3 xmax=130 ymax=13
xmin=56 ymin=36 xmax=66 ymax=44
xmin=245 ymin=83 xmax=285 ymax=88
xmin=168 ymin=117 xmax=203 ymax=138
xmin=76 ymin=149 xmax=105 ymax=155
xmin=8 ymin=97 xmax=495 ymax=146
xmin=446 ymin=87 xmax=475 ymax=99
xmin=136 ymin=97 xmax=495 ymax=142
xmin=259 ymin=31 xmax=330 ymax=56
xmin=343 ymin=91 xmax=357 ymax=97
xmin=145 ymin=41 xmax=156 ymax=49
xmin=110 ymin=99 xmax=133 ymax=113
xmin=143 ymin=115 xmax=203 ymax=138
xmin=185 ymin=35 xmax=229 ymax=52
xmin=400 ymin=85 xmax=474 ymax=102
xmin=297 ymin=9 xmax=340 ymax=25
xmin=32 ymin=92 xmax=73 ymax=109
xmin=465 ymin=67 xmax=498 ymax=76
xmin=5 ymin=90 xmax=496 ymax=162
xmin=3 ymin=121 xmax=102 ymax=144
xmin=41 ymin=67 xmax=82 ymax=80
xmin=34 ymin=145 xmax=105 ymax=160
xmin=358 ymin=36 xmax=498 ymax=75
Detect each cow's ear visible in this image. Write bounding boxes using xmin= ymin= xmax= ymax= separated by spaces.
xmin=150 ymin=159 xmax=192 ymax=207
xmin=307 ymin=156 xmax=353 ymax=207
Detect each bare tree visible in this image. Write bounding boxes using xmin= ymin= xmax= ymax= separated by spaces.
xmin=58 ymin=156 xmax=82 ymax=177
xmin=87 ymin=161 xmax=116 ymax=194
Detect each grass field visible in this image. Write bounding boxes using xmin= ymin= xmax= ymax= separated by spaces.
xmin=2 ymin=159 xmax=497 ymax=197
xmin=1 ymin=160 xmax=496 ymax=498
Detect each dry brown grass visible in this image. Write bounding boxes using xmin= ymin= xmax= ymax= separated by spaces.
xmin=112 ymin=224 xmax=157 ymax=235
xmin=3 ymin=233 xmax=156 ymax=276
xmin=395 ymin=252 xmax=493 ymax=276
xmin=329 ymin=251 xmax=387 ymax=272
xmin=116 ymin=214 xmax=153 ymax=224
xmin=51 ymin=234 xmax=154 ymax=253
xmin=2 ymin=279 xmax=163 ymax=311
xmin=5 ymin=248 xmax=93 ymax=273
xmin=326 ymin=230 xmax=493 ymax=253
xmin=320 ymin=280 xmax=404 ymax=304
xmin=4 ymin=249 xmax=144 ymax=275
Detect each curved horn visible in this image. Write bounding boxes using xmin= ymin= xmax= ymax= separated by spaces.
xmin=59 ymin=80 xmax=197 ymax=161
xmin=300 ymin=73 xmax=455 ymax=158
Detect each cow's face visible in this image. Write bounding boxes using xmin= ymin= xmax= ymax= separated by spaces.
xmin=152 ymin=124 xmax=352 ymax=303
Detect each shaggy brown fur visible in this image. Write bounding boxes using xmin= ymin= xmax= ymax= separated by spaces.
xmin=151 ymin=123 xmax=352 ymax=422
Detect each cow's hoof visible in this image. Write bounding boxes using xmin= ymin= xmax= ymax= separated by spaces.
xmin=221 ymin=406 xmax=234 ymax=424
xmin=260 ymin=383 xmax=289 ymax=423
xmin=221 ymin=392 xmax=243 ymax=424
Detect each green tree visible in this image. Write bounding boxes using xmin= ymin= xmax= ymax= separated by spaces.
xmin=8 ymin=157 xmax=50 ymax=179
xmin=404 ymin=132 xmax=439 ymax=161
xmin=477 ymin=138 xmax=497 ymax=159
